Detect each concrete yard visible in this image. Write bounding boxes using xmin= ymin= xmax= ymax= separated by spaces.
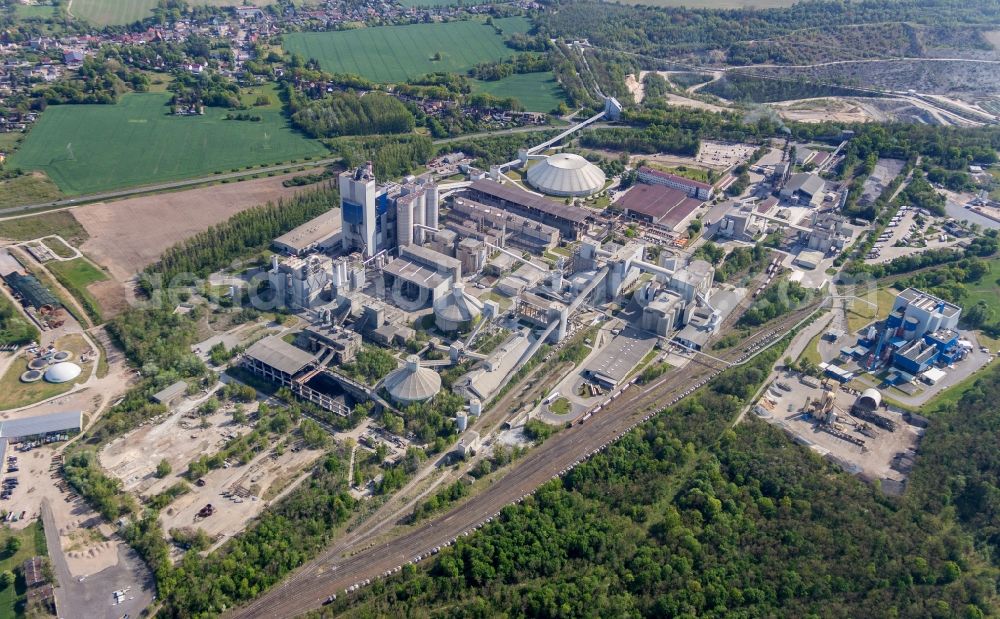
xmin=99 ymin=394 xmax=244 ymax=495
xmin=158 ymin=442 xmax=323 ymax=553
xmin=754 ymin=372 xmax=923 ymax=492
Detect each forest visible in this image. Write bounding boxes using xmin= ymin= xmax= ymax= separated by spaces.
xmin=290 ymin=92 xmax=415 ymax=139
xmin=701 ymin=74 xmax=882 ymax=104
xmin=168 ymin=70 xmax=240 ymax=109
xmin=331 ymin=134 xmax=434 ymax=181
xmin=737 ymin=280 xmax=813 ymax=327
xmin=318 ymin=337 xmax=997 ymax=618
xmin=535 ymin=0 xmax=1000 ymax=63
xmin=469 ymin=53 xmax=550 ymax=81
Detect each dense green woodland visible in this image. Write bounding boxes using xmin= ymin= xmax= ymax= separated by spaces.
xmin=535 ymin=0 xmax=1000 ymax=63
xmin=290 ymin=92 xmax=414 ymax=139
xmin=702 ymin=74 xmax=883 ymax=104
xmin=331 ymin=134 xmax=434 ymax=180
xmin=317 ymin=366 xmax=999 ymax=619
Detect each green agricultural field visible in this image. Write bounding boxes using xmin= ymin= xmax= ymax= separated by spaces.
xmin=13 ymin=3 xmax=55 ymax=20
xmin=69 ymin=0 xmax=277 ymax=26
xmin=47 ymin=258 xmax=107 ymax=290
xmin=471 ymin=72 xmax=566 ymax=112
xmin=492 ymin=16 xmax=533 ymax=35
xmin=283 ymin=18 xmax=531 ymax=83
xmin=618 ymin=0 xmax=798 ymax=6
xmin=10 ymin=93 xmax=327 ymax=195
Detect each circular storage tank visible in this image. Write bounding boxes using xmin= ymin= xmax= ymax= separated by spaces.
xmin=20 ymin=370 xmax=43 ymax=383
xmin=433 ymin=283 xmax=484 ymax=333
xmin=28 ymin=358 xmax=49 ymax=370
xmin=857 ymin=388 xmax=881 ymax=411
xmin=384 ymin=355 xmax=441 ymax=404
xmin=526 ymin=153 xmax=606 ymax=197
xmin=44 ymin=361 xmax=81 ymax=384
xmin=52 ymin=351 xmax=72 ymax=362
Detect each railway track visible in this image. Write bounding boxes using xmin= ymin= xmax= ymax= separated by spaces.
xmin=230 ymin=299 xmax=822 ymax=619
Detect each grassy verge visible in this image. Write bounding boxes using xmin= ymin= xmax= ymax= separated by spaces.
xmin=549 ymin=397 xmax=571 ymax=415
xmin=798 ymin=331 xmax=823 ymax=367
xmin=845 ymin=286 xmax=897 ymax=334
xmin=42 ymin=237 xmax=76 ymax=259
xmin=44 ymin=258 xmax=107 ymax=325
xmin=0 ymin=174 xmax=62 ymax=210
xmin=0 ymin=212 xmax=87 ymax=245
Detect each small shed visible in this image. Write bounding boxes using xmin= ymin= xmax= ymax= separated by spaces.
xmin=152 ymin=380 xmax=188 ymax=405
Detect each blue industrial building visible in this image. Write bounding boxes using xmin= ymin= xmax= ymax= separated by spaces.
xmin=851 ymin=288 xmax=967 ymax=380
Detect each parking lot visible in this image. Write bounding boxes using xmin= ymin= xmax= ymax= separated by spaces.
xmin=697 ymin=141 xmax=758 ymax=170
xmin=865 ymin=207 xmax=960 ymax=264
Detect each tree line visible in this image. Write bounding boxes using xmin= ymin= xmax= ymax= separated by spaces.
xmin=143 ymin=187 xmax=337 ymax=285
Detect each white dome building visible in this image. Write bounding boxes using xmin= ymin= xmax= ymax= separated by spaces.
xmin=526 ymin=153 xmax=606 ymax=197
xmin=433 ymin=283 xmax=484 ymax=333
xmin=384 ymin=355 xmax=441 ymax=404
xmin=44 ymin=361 xmax=81 ymax=384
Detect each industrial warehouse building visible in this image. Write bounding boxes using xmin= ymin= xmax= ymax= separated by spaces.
xmin=636 ymin=167 xmax=713 ymax=200
xmin=3 ymin=272 xmax=60 ymax=309
xmin=614 ymin=184 xmax=702 ymax=229
xmin=242 ymin=336 xmax=355 ymax=416
xmin=383 ymin=244 xmax=463 ymax=303
xmin=584 ymin=326 xmax=657 ymax=387
xmin=890 ymin=288 xmax=962 ymax=336
xmin=447 ymin=197 xmax=559 ymax=254
xmin=849 ymin=288 xmax=967 ymax=380
xmin=272 ymin=209 xmax=343 ymax=255
xmin=780 ymin=172 xmax=825 ymax=206
xmin=466 ymin=179 xmax=590 ymax=240
xmin=525 ymin=153 xmax=606 ymax=197
xmin=0 ymin=411 xmax=82 ymax=462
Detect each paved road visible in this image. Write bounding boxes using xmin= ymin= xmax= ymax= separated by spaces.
xmin=231 ymin=294 xmax=820 ymax=619
xmin=41 ymin=498 xmax=156 ymax=619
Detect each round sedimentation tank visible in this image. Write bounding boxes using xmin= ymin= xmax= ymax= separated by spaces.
xmin=384 ymin=355 xmax=442 ymax=404
xmin=20 ymin=370 xmax=43 ymax=383
xmin=52 ymin=351 xmax=72 ymax=362
xmin=433 ymin=283 xmax=484 ymax=333
xmin=27 ymin=358 xmax=49 ymax=370
xmin=44 ymin=361 xmax=82 ymax=384
xmin=526 ymin=153 xmax=606 ymax=197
